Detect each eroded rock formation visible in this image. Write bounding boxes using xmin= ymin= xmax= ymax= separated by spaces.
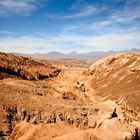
xmin=0 ymin=52 xmax=60 ymax=80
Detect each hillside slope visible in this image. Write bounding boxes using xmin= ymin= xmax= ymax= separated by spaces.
xmin=0 ymin=52 xmax=60 ymax=80
xmin=83 ymin=52 xmax=140 ymax=110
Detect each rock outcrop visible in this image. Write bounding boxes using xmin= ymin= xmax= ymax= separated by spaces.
xmin=2 ymin=98 xmax=139 ymax=140
xmin=82 ymin=52 xmax=140 ymax=111
xmin=0 ymin=52 xmax=60 ymax=80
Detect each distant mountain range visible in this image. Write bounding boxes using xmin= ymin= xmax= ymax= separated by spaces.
xmin=11 ymin=48 xmax=140 ymax=60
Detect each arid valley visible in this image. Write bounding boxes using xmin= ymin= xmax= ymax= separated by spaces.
xmin=0 ymin=0 xmax=140 ymax=139
xmin=0 ymin=52 xmax=140 ymax=140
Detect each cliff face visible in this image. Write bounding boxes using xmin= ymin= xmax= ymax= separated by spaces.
xmin=0 ymin=52 xmax=60 ymax=80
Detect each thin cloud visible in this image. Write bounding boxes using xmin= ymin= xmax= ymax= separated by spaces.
xmin=48 ymin=30 xmax=140 ymax=51
xmin=63 ymin=6 xmax=97 ymax=19
xmin=0 ymin=36 xmax=57 ymax=53
xmin=107 ymin=0 xmax=140 ymax=24
xmin=82 ymin=31 xmax=140 ymax=51
xmin=88 ymin=1 xmax=140 ymax=34
xmin=110 ymin=7 xmax=140 ymax=24
xmin=47 ymin=5 xmax=100 ymax=19
xmin=0 ymin=29 xmax=140 ymax=53
xmin=0 ymin=30 xmax=14 ymax=35
xmin=0 ymin=0 xmax=42 ymax=16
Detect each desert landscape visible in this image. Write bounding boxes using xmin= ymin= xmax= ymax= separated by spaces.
xmin=0 ymin=51 xmax=140 ymax=140
xmin=0 ymin=0 xmax=140 ymax=139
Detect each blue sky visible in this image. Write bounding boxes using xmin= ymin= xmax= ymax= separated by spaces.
xmin=0 ymin=0 xmax=140 ymax=53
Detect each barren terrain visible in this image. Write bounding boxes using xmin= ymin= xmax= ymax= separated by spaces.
xmin=0 ymin=52 xmax=140 ymax=140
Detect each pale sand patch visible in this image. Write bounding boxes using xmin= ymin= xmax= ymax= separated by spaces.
xmin=119 ymin=75 xmax=126 ymax=81
xmin=101 ymin=84 xmax=108 ymax=88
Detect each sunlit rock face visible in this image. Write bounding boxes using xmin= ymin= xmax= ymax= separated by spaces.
xmin=0 ymin=52 xmax=60 ymax=80
xmin=82 ymin=53 xmax=140 ymax=111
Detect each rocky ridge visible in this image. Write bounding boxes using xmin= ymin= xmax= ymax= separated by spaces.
xmin=81 ymin=53 xmax=140 ymax=110
xmin=0 ymin=52 xmax=60 ymax=80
